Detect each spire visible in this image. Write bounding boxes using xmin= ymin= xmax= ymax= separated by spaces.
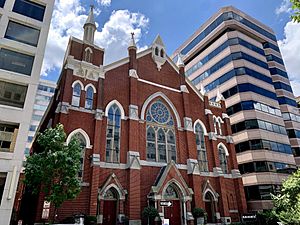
xmin=83 ymin=5 xmax=96 ymax=44
xmin=200 ymin=83 xmax=206 ymax=96
xmin=128 ymin=32 xmax=137 ymax=50
xmin=216 ymin=87 xmax=225 ymax=102
xmin=176 ymin=54 xmax=184 ymax=68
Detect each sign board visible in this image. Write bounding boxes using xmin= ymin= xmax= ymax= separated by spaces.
xmin=160 ymin=201 xmax=172 ymax=207
xmin=163 ymin=219 xmax=169 ymax=225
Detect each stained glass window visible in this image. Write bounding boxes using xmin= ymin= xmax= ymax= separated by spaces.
xmin=71 ymin=132 xmax=86 ymax=179
xmin=146 ymin=100 xmax=176 ymax=162
xmin=164 ymin=185 xmax=179 ymax=199
xmin=72 ymin=83 xmax=81 ymax=107
xmin=106 ymin=104 xmax=121 ymax=163
xmin=195 ymin=123 xmax=208 ymax=172
xmin=85 ymin=86 xmax=94 ymax=109
xmin=219 ymin=145 xmax=228 ymax=174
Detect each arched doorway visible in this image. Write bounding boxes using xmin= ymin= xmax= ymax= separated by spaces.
xmin=103 ymin=188 xmax=118 ymax=225
xmin=204 ymin=191 xmax=216 ymax=223
xmin=163 ymin=184 xmax=182 ymax=225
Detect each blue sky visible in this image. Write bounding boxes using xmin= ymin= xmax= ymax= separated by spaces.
xmin=42 ymin=0 xmax=300 ymax=96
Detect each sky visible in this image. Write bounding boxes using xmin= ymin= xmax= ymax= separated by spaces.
xmin=41 ymin=0 xmax=300 ymax=96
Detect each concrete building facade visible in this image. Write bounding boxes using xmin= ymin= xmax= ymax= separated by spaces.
xmin=30 ymin=8 xmax=247 ymax=225
xmin=25 ymin=79 xmax=56 ymax=158
xmin=172 ymin=6 xmax=299 ymax=211
xmin=0 ymin=0 xmax=54 ymax=224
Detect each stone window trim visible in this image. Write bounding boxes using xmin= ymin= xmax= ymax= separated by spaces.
xmin=104 ymin=100 xmax=125 ymax=120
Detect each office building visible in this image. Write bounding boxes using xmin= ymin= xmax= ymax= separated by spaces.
xmin=25 ymin=79 xmax=56 ymax=158
xmin=29 ymin=7 xmax=247 ymax=225
xmin=172 ymin=6 xmax=299 ymax=211
xmin=0 ymin=0 xmax=54 ymax=224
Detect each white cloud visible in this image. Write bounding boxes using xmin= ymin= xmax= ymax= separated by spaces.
xmin=278 ymin=21 xmax=300 ymax=97
xmin=276 ymin=0 xmax=292 ymax=15
xmin=42 ymin=0 xmax=149 ymax=79
xmin=97 ymin=0 xmax=111 ymax=7
xmin=95 ymin=10 xmax=149 ymax=64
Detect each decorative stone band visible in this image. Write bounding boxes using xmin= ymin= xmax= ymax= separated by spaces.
xmin=129 ymin=104 xmax=139 ymax=121
xmin=95 ymin=109 xmax=104 ymax=120
xmin=226 ymin=136 xmax=234 ymax=143
xmin=209 ymin=101 xmax=221 ymax=108
xmin=183 ymin=117 xmax=193 ymax=131
xmin=208 ymin=132 xmax=217 ymax=140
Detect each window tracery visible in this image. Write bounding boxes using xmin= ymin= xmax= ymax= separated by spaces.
xmin=195 ymin=123 xmax=208 ymax=171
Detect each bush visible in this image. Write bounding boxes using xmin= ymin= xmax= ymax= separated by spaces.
xmin=142 ymin=206 xmax=159 ymax=220
xmin=192 ymin=208 xmax=206 ymax=218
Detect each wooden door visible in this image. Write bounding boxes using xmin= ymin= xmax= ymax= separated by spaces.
xmin=103 ymin=200 xmax=117 ymax=225
xmin=164 ymin=200 xmax=181 ymax=225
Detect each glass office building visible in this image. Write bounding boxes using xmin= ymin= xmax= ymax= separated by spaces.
xmin=173 ymin=6 xmax=299 ymax=211
xmin=0 ymin=1 xmax=54 ymax=224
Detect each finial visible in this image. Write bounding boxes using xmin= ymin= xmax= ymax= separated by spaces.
xmin=216 ymin=87 xmax=225 ymax=102
xmin=200 ymin=83 xmax=206 ymax=96
xmin=176 ymin=54 xmax=184 ymax=67
xmin=128 ymin=32 xmax=137 ymax=49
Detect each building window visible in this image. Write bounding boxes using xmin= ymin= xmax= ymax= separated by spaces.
xmin=5 ymin=21 xmax=40 ymax=47
xmin=0 ymin=80 xmax=27 ymax=108
xmin=38 ymin=85 xmax=55 ymax=93
xmin=85 ymin=86 xmax=94 ymax=109
xmin=0 ymin=123 xmax=19 ymax=153
xmin=70 ymin=132 xmax=86 ymax=179
xmin=195 ymin=123 xmax=208 ymax=172
xmin=13 ymin=0 xmax=45 ymax=22
xmin=218 ymin=145 xmax=228 ymax=173
xmin=0 ymin=0 xmax=5 ymax=8
xmin=0 ymin=48 xmax=34 ymax=76
xmin=71 ymin=83 xmax=81 ymax=107
xmin=213 ymin=117 xmax=217 ymax=134
xmin=217 ymin=118 xmax=222 ymax=135
xmin=0 ymin=173 xmax=7 ymax=205
xmin=155 ymin=47 xmax=159 ymax=56
xmin=146 ymin=100 xmax=176 ymax=163
xmin=106 ymin=104 xmax=121 ymax=163
xmin=84 ymin=48 xmax=93 ymax=62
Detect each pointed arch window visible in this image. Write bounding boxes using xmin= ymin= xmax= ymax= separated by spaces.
xmin=218 ymin=145 xmax=228 ymax=173
xmin=72 ymin=83 xmax=81 ymax=107
xmin=71 ymin=132 xmax=86 ymax=179
xmin=85 ymin=86 xmax=94 ymax=109
xmin=195 ymin=123 xmax=208 ymax=172
xmin=160 ymin=49 xmax=164 ymax=58
xmin=106 ymin=104 xmax=121 ymax=163
xmin=146 ymin=100 xmax=176 ymax=163
xmin=218 ymin=118 xmax=222 ymax=135
xmin=213 ymin=117 xmax=217 ymax=134
xmin=84 ymin=48 xmax=93 ymax=62
xmin=155 ymin=47 xmax=159 ymax=56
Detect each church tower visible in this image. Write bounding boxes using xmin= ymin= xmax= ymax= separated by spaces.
xmin=83 ymin=5 xmax=97 ymax=44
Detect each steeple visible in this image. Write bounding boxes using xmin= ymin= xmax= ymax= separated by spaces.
xmin=83 ymin=5 xmax=96 ymax=44
xmin=128 ymin=32 xmax=137 ymax=50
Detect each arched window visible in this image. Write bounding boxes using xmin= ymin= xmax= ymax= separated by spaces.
xmin=155 ymin=47 xmax=159 ymax=56
xmin=213 ymin=117 xmax=217 ymax=134
xmin=195 ymin=123 xmax=208 ymax=172
xmin=71 ymin=132 xmax=86 ymax=179
xmin=160 ymin=49 xmax=164 ymax=58
xmin=84 ymin=48 xmax=93 ymax=62
xmin=106 ymin=104 xmax=121 ymax=163
xmin=146 ymin=100 xmax=176 ymax=163
xmin=163 ymin=184 xmax=179 ymax=199
xmin=218 ymin=118 xmax=222 ymax=135
xmin=72 ymin=83 xmax=81 ymax=107
xmin=218 ymin=145 xmax=228 ymax=173
xmin=85 ymin=86 xmax=94 ymax=109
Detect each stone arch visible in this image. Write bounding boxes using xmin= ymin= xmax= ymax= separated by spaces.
xmin=84 ymin=83 xmax=97 ymax=93
xmin=102 ymin=184 xmax=123 ymax=200
xmin=217 ymin=142 xmax=229 ymax=156
xmin=141 ymin=92 xmax=182 ymax=128
xmin=203 ymin=189 xmax=218 ymax=202
xmin=162 ymin=179 xmax=187 ymax=199
xmin=66 ymin=128 xmax=92 ymax=148
xmin=193 ymin=119 xmax=208 ymax=135
xmin=104 ymin=100 xmax=125 ymax=120
xmin=71 ymin=80 xmax=84 ymax=90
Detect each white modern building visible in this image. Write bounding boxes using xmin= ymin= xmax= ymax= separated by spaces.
xmin=25 ymin=79 xmax=56 ymax=158
xmin=0 ymin=0 xmax=54 ymax=224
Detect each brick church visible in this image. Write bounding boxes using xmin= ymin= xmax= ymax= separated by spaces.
xmin=32 ymin=7 xmax=247 ymax=225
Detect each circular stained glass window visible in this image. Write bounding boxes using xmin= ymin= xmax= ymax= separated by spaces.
xmin=150 ymin=101 xmax=170 ymax=124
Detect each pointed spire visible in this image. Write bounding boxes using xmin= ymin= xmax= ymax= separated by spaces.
xmin=128 ymin=32 xmax=137 ymax=50
xmin=176 ymin=54 xmax=184 ymax=68
xmin=216 ymin=87 xmax=225 ymax=102
xmin=83 ymin=5 xmax=96 ymax=44
xmin=200 ymin=83 xmax=206 ymax=96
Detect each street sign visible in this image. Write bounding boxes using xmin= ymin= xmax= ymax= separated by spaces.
xmin=160 ymin=201 xmax=172 ymax=207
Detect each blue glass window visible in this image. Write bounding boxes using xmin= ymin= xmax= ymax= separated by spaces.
xmin=269 ymin=67 xmax=289 ymax=78
xmin=277 ymin=97 xmax=297 ymax=107
xmin=106 ymin=104 xmax=121 ymax=163
xmin=263 ymin=42 xmax=280 ymax=52
xmin=146 ymin=100 xmax=176 ymax=162
xmin=266 ymin=54 xmax=284 ymax=65
xmin=38 ymin=85 xmax=55 ymax=93
xmin=273 ymin=82 xmax=293 ymax=92
xmin=85 ymin=86 xmax=94 ymax=109
xmin=0 ymin=0 xmax=5 ymax=8
xmin=29 ymin=125 xmax=36 ymax=131
xmin=287 ymin=129 xmax=300 ymax=139
xmin=5 ymin=21 xmax=40 ymax=47
xmin=13 ymin=0 xmax=45 ymax=22
xmin=239 ymin=161 xmax=296 ymax=175
xmin=71 ymin=83 xmax=81 ymax=107
xmin=0 ymin=48 xmax=34 ymax=76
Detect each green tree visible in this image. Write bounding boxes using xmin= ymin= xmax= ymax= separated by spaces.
xmin=272 ymin=168 xmax=300 ymax=225
xmin=291 ymin=0 xmax=300 ymax=22
xmin=24 ymin=124 xmax=82 ymax=221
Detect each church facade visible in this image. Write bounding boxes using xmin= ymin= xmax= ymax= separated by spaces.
xmin=34 ymin=7 xmax=247 ymax=225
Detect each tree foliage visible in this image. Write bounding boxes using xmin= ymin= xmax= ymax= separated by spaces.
xmin=291 ymin=0 xmax=300 ymax=22
xmin=24 ymin=124 xmax=82 ymax=209
xmin=272 ymin=168 xmax=300 ymax=225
